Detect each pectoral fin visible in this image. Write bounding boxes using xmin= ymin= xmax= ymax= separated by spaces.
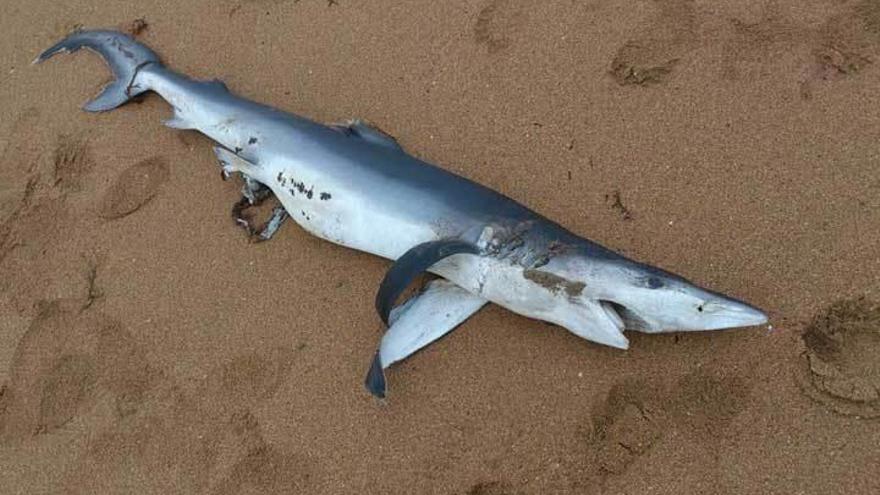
xmin=365 ymin=279 xmax=488 ymax=398
xmin=375 ymin=239 xmax=480 ymax=326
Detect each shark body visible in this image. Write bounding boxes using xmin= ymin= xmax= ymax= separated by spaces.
xmin=36 ymin=30 xmax=768 ymax=397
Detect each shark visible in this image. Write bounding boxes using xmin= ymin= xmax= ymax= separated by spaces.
xmin=35 ymin=30 xmax=768 ymax=398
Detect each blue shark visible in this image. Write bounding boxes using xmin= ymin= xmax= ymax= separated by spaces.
xmin=36 ymin=30 xmax=768 ymax=398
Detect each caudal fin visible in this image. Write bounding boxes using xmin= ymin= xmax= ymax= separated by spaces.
xmin=33 ymin=30 xmax=162 ymax=112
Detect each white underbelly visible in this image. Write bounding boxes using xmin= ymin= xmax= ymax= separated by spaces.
xmin=262 ymin=168 xmax=437 ymax=261
xmin=255 ymin=160 xmax=586 ymax=330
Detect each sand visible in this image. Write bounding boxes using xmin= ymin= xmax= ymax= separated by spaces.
xmin=1 ymin=0 xmax=878 ymax=493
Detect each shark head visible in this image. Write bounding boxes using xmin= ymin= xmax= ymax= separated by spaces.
xmin=592 ymin=261 xmax=769 ymax=334
xmin=539 ymin=246 xmax=769 ymax=340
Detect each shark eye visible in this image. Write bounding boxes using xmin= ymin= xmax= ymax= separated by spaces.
xmin=697 ymin=303 xmax=704 ymax=312
xmin=645 ymin=277 xmax=664 ymax=289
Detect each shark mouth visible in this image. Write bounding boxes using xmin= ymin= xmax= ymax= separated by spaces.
xmin=601 ymin=300 xmax=655 ymax=332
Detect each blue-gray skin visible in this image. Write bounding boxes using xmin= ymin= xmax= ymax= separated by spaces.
xmin=36 ymin=30 xmax=769 ymax=399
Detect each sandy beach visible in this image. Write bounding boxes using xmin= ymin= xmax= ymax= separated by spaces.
xmin=1 ymin=0 xmax=878 ymax=493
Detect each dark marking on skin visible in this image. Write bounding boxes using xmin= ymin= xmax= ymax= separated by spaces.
xmin=529 ymin=241 xmax=572 ymax=269
xmin=125 ymin=61 xmax=154 ymax=97
xmin=289 ymin=188 xmax=296 ymax=196
xmin=276 ymin=172 xmax=283 ymax=183
xmin=234 ymin=146 xmax=242 ymax=154
xmin=546 ymin=240 xmax=570 ymax=259
xmin=320 ymin=192 xmax=331 ymax=200
xmin=291 ymin=180 xmax=314 ymax=199
xmin=248 ymin=136 xmax=258 ymax=145
xmin=523 ymin=269 xmax=585 ymax=297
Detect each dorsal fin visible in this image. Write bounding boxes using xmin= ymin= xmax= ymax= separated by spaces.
xmin=332 ymin=119 xmax=403 ymax=152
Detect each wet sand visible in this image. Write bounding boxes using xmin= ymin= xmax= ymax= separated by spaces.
xmin=1 ymin=1 xmax=879 ymax=493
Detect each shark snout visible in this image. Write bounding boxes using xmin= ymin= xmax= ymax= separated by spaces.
xmin=699 ymin=298 xmax=768 ymax=330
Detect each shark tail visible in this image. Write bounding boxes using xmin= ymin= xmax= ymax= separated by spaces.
xmin=33 ymin=29 xmax=163 ymax=112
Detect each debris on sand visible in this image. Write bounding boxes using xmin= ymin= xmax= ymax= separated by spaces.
xmin=606 ymin=190 xmax=633 ymax=221
xmin=126 ymin=18 xmax=149 ymax=37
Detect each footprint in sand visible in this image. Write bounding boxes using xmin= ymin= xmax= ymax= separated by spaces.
xmin=77 ymin=348 xmax=309 ymax=493
xmin=715 ymin=2 xmax=878 ymax=96
xmin=610 ymin=0 xmax=697 ymax=85
xmin=799 ymin=8 xmax=876 ymax=99
xmin=98 ymin=156 xmax=169 ymax=220
xmin=204 ymin=349 xmax=309 ymax=493
xmin=588 ymin=371 xmax=749 ymax=476
xmin=36 ymin=353 xmax=96 ymax=434
xmin=797 ymin=297 xmax=880 ymax=418
xmin=211 ymin=443 xmax=309 ymax=495
xmin=0 ymin=383 xmax=8 ymax=417
xmin=0 ymin=294 xmax=164 ymax=442
xmin=856 ymin=0 xmax=880 ymax=39
xmin=0 ymin=300 xmax=100 ymax=440
xmin=588 ymin=379 xmax=664 ymax=475
xmin=474 ymin=0 xmax=526 ymax=54
xmin=53 ymin=133 xmax=94 ymax=192
xmin=0 ymin=109 xmax=46 ymax=262
xmin=669 ymin=371 xmax=749 ymax=439
xmin=208 ymin=347 xmax=297 ymax=408
xmin=467 ymin=480 xmax=520 ymax=495
xmin=609 ymin=1 xmax=879 ymax=94
xmin=94 ymin=322 xmax=162 ymax=418
xmin=0 ymin=109 xmax=42 ymax=221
